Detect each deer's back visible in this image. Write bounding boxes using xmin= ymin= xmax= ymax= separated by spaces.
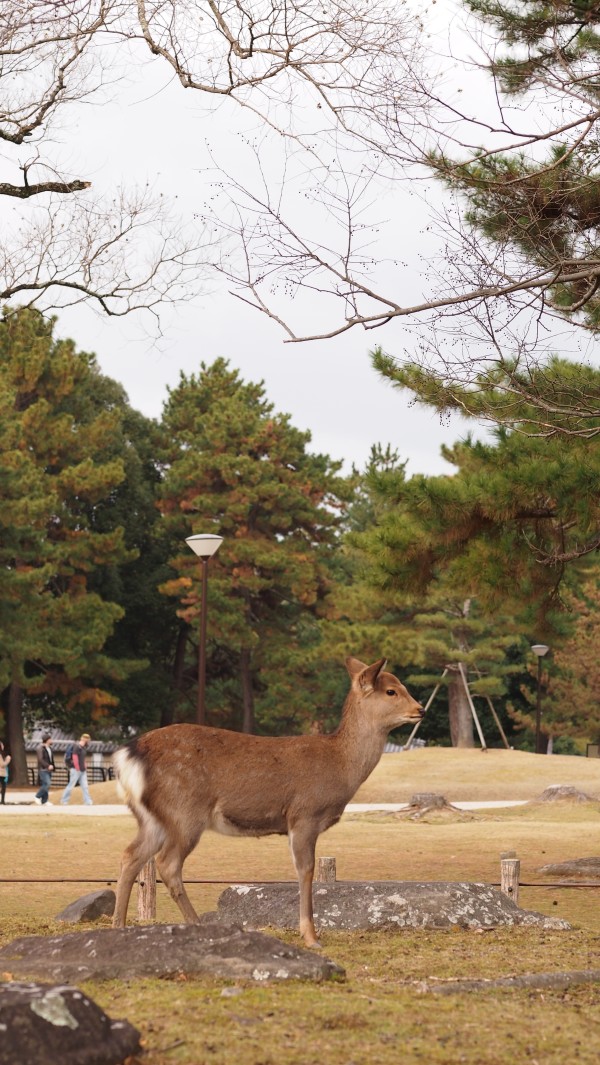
xmin=119 ymin=723 xmax=354 ymax=837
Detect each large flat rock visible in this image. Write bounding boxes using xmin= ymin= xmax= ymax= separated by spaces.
xmin=217 ymin=881 xmax=571 ymax=931
xmin=0 ymin=920 xmax=344 ymax=984
xmin=0 ymin=981 xmax=140 ymax=1065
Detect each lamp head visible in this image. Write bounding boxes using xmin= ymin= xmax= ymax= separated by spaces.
xmin=185 ymin=534 xmax=223 ymax=559
xmin=531 ymin=643 xmax=550 ymax=657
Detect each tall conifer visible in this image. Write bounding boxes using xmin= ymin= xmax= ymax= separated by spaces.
xmin=0 ymin=309 xmax=138 ymax=780
xmin=159 ymin=358 xmax=349 ymax=733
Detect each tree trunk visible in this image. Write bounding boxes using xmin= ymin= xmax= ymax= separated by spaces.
xmin=5 ymin=682 xmax=28 ymax=785
xmin=161 ymin=624 xmax=188 ymax=728
xmin=240 ymin=648 xmax=255 ymax=734
xmin=448 ymin=668 xmax=475 ymax=748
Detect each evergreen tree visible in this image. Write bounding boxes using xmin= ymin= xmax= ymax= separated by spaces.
xmin=509 ymin=571 xmax=600 ymax=750
xmin=373 ymin=351 xmax=600 ymax=570
xmin=317 ymin=446 xmax=521 ymax=747
xmin=433 ymin=1 xmax=600 ymax=330
xmin=342 ymin=400 xmax=600 ymax=745
xmin=83 ymin=396 xmax=189 ymax=735
xmin=158 ymin=358 xmax=349 ymax=733
xmin=0 ymin=309 xmax=140 ymax=781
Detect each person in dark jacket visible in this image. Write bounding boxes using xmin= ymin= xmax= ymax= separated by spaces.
xmin=60 ymin=733 xmax=93 ymax=806
xmin=34 ymin=734 xmax=55 ymax=805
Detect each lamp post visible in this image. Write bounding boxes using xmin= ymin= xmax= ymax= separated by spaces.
xmin=185 ymin=534 xmax=223 ymax=725
xmin=531 ymin=643 xmax=550 ymax=754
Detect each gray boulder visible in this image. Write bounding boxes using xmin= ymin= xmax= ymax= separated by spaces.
xmin=534 ymin=785 xmax=596 ymax=803
xmin=0 ymin=981 xmax=140 ymax=1065
xmin=55 ymin=889 xmax=116 ymax=923
xmin=217 ymin=881 xmax=571 ymax=932
xmin=0 ymin=920 xmax=344 ymax=983
xmin=538 ymin=857 xmax=600 ymax=879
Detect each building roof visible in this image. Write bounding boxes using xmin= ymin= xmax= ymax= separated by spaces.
xmin=25 ymin=725 xmax=119 ymax=755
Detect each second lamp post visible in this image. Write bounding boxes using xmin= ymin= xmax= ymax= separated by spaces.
xmin=186 ymin=534 xmax=223 ymax=725
xmin=531 ymin=643 xmax=550 ymax=754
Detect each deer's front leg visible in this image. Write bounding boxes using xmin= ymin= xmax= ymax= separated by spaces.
xmin=289 ymin=824 xmax=320 ymax=948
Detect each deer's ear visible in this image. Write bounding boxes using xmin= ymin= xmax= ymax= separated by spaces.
xmin=346 ymin=656 xmax=369 ymax=679
xmin=358 ymin=658 xmax=387 ymax=694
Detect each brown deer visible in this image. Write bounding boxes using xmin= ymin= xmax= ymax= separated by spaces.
xmin=112 ymin=656 xmax=423 ymax=946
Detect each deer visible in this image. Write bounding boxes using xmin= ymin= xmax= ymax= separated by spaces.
xmin=112 ymin=656 xmax=423 ymax=947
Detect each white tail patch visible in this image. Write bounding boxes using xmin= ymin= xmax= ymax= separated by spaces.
xmin=113 ymin=747 xmax=146 ymax=810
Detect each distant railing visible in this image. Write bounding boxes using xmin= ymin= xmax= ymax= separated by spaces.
xmin=27 ymin=765 xmax=114 ymax=787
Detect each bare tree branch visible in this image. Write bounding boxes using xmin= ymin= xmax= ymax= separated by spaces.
xmin=0 ymin=180 xmax=91 ymax=199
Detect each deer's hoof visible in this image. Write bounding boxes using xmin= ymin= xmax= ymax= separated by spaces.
xmin=303 ymin=937 xmax=322 ymax=950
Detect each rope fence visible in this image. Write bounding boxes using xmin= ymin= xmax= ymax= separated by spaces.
xmin=2 ymin=857 xmax=597 ymax=922
xmin=0 ymin=855 xmax=597 ymax=893
xmin=0 ymin=879 xmax=598 ymax=887
xmin=2 ymin=850 xmax=597 ymax=934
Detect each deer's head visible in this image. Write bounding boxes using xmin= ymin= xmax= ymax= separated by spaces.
xmin=346 ymin=657 xmax=424 ymax=732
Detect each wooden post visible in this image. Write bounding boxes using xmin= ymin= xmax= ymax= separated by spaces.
xmin=316 ymin=856 xmax=337 ymax=883
xmin=458 ymin=662 xmax=487 ymax=750
xmin=137 ymin=858 xmax=157 ymax=921
xmin=484 ymin=694 xmax=511 ymax=750
xmin=500 ymin=852 xmax=520 ymax=906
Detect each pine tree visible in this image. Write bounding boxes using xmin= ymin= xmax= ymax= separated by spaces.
xmin=345 ymin=410 xmax=600 ymax=745
xmin=319 ymin=445 xmax=522 ymax=745
xmin=434 ymin=1 xmax=600 ymax=329
xmin=83 ymin=394 xmax=189 ymax=734
xmin=0 ymin=309 xmax=139 ymax=781
xmin=158 ymin=358 xmax=349 ymax=733
xmin=373 ymin=351 xmax=600 ymax=571
xmin=508 ymin=570 xmax=600 ymax=749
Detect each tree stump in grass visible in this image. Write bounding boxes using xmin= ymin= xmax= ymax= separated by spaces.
xmin=396 ymin=793 xmax=478 ymax=823
xmin=410 ymin=793 xmax=449 ymax=810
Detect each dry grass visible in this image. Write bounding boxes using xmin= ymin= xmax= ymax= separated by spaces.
xmin=353 ymin=747 xmax=600 ymax=803
xmin=57 ymin=746 xmax=600 ymax=806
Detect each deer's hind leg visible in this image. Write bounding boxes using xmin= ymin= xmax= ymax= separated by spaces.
xmin=113 ymin=809 xmax=166 ymax=927
xmin=155 ymin=824 xmax=204 ymax=924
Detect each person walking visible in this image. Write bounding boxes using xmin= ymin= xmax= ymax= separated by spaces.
xmin=0 ymin=741 xmax=11 ymax=804
xmin=34 ymin=734 xmax=55 ymax=805
xmin=60 ymin=733 xmax=94 ymax=806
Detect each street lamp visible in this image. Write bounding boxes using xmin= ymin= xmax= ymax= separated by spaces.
xmin=185 ymin=534 xmax=223 ymax=725
xmin=531 ymin=643 xmax=550 ymax=755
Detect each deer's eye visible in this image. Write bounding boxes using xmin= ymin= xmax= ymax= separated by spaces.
xmin=386 ymin=688 xmax=396 ymax=696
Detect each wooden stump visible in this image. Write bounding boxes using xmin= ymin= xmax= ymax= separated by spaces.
xmin=317 ymin=856 xmax=337 ymax=883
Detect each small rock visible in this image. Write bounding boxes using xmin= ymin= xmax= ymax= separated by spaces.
xmin=0 ymin=981 xmax=140 ymax=1065
xmin=55 ymin=889 xmax=116 ymax=923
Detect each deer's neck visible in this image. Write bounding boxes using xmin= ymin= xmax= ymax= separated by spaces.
xmin=332 ymin=695 xmax=389 ymax=793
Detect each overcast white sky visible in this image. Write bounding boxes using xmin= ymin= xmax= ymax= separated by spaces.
xmin=49 ymin=1 xmax=496 ymax=476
